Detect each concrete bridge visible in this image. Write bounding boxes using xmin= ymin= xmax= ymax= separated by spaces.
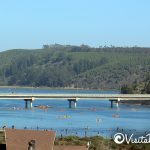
xmin=0 ymin=93 xmax=149 ymax=109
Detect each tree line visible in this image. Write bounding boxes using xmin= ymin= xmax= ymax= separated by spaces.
xmin=0 ymin=45 xmax=150 ymax=90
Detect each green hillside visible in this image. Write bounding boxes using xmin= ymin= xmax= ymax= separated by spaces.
xmin=0 ymin=44 xmax=150 ymax=89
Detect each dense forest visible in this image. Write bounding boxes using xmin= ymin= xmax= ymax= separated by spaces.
xmin=120 ymin=74 xmax=150 ymax=104
xmin=0 ymin=44 xmax=150 ymax=90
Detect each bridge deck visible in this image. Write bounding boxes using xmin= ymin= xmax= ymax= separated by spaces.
xmin=0 ymin=94 xmax=149 ymax=100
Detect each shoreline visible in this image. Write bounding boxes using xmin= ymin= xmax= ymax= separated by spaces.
xmin=0 ymin=85 xmax=119 ymax=91
xmin=120 ymin=101 xmax=150 ymax=106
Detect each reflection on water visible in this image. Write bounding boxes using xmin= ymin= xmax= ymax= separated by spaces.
xmin=0 ymin=87 xmax=150 ymax=137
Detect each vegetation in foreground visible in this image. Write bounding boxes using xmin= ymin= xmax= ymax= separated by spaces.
xmin=55 ymin=136 xmax=150 ymax=150
xmin=0 ymin=44 xmax=150 ymax=89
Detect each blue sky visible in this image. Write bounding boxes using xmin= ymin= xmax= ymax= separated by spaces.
xmin=0 ymin=0 xmax=150 ymax=51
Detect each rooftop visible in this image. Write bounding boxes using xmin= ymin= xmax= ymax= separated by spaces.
xmin=5 ymin=128 xmax=56 ymax=150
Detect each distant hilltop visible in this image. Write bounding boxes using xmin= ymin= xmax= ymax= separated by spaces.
xmin=0 ymin=44 xmax=150 ymax=90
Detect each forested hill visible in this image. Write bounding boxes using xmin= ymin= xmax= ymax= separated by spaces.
xmin=0 ymin=44 xmax=150 ymax=89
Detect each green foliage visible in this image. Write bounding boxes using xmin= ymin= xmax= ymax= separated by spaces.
xmin=0 ymin=45 xmax=150 ymax=89
xmin=144 ymin=81 xmax=150 ymax=94
xmin=121 ymin=85 xmax=134 ymax=94
xmin=121 ymin=74 xmax=150 ymax=94
xmin=55 ymin=136 xmax=150 ymax=150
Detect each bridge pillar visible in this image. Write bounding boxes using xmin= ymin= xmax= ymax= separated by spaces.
xmin=109 ymin=99 xmax=119 ymax=108
xmin=110 ymin=100 xmax=114 ymax=108
xmin=109 ymin=99 xmax=120 ymax=108
xmin=24 ymin=97 xmax=35 ymax=109
xmin=116 ymin=98 xmax=120 ymax=108
xmin=25 ymin=100 xmax=28 ymax=109
xmin=68 ymin=98 xmax=78 ymax=109
xmin=30 ymin=101 xmax=33 ymax=109
xmin=74 ymin=101 xmax=77 ymax=109
xmin=116 ymin=101 xmax=119 ymax=108
xmin=69 ymin=100 xmax=72 ymax=108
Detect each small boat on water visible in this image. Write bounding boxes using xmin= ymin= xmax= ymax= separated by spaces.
xmin=34 ymin=105 xmax=53 ymax=109
xmin=112 ymin=114 xmax=120 ymax=118
xmin=57 ymin=115 xmax=71 ymax=119
xmin=131 ymin=108 xmax=137 ymax=111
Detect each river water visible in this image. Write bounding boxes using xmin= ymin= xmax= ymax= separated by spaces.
xmin=0 ymin=87 xmax=149 ymax=137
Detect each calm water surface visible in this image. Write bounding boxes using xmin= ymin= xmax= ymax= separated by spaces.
xmin=0 ymin=87 xmax=149 ymax=137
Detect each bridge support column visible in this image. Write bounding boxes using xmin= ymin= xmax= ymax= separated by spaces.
xmin=69 ymin=100 xmax=72 ymax=108
xmin=74 ymin=101 xmax=77 ymax=109
xmin=68 ymin=98 xmax=78 ymax=109
xmin=25 ymin=100 xmax=28 ymax=109
xmin=116 ymin=101 xmax=119 ymax=108
xmin=110 ymin=100 xmax=114 ymax=108
xmin=109 ymin=99 xmax=119 ymax=108
xmin=30 ymin=101 xmax=33 ymax=109
xmin=116 ymin=98 xmax=120 ymax=108
xmin=24 ymin=97 xmax=35 ymax=109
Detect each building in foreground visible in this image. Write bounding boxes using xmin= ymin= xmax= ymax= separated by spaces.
xmin=0 ymin=128 xmax=88 ymax=150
